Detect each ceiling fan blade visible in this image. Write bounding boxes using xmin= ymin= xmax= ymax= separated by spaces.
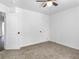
xmin=43 ymin=3 xmax=47 ymax=7
xmin=36 ymin=0 xmax=47 ymax=2
xmin=52 ymin=2 xmax=58 ymax=6
xmin=41 ymin=3 xmax=47 ymax=7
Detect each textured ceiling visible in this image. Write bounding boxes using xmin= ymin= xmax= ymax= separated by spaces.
xmin=0 ymin=0 xmax=79 ymax=15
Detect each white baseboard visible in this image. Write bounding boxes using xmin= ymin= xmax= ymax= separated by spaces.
xmin=4 ymin=47 xmax=20 ymax=50
xmin=50 ymin=40 xmax=79 ymax=50
xmin=20 ymin=40 xmax=49 ymax=49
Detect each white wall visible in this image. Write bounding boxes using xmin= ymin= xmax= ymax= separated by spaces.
xmin=51 ymin=6 xmax=79 ymax=49
xmin=5 ymin=7 xmax=50 ymax=49
xmin=19 ymin=8 xmax=50 ymax=47
xmin=5 ymin=13 xmax=21 ymax=49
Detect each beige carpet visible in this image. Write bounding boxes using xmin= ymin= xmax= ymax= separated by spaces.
xmin=0 ymin=41 xmax=79 ymax=59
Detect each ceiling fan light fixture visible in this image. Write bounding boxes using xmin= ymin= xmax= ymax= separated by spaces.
xmin=47 ymin=1 xmax=52 ymax=7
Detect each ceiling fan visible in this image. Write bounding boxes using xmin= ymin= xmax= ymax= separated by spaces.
xmin=36 ymin=0 xmax=58 ymax=7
